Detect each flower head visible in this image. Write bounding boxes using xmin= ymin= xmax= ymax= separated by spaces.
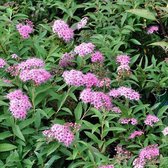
xmin=144 ymin=114 xmax=159 ymax=126
xmin=59 ymin=52 xmax=75 ymax=67
xmin=52 ymin=20 xmax=74 ymax=42
xmin=43 ymin=123 xmax=77 ymax=147
xmin=147 ymin=26 xmax=159 ymax=34
xmin=129 ymin=130 xmax=144 ymax=139
xmin=116 ymin=55 xmax=130 ymax=65
xmin=74 ymin=42 xmax=95 ymax=57
xmin=6 ymin=90 xmax=32 ymax=119
xmin=91 ymin=51 xmax=104 ymax=63
xmin=0 ymin=58 xmax=6 ymax=68
xmin=162 ymin=127 xmax=168 ymax=136
xmin=77 ymin=17 xmax=88 ymax=30
xmin=16 ymin=20 xmax=34 ymax=39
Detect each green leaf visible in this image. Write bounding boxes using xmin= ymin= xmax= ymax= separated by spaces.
xmin=74 ymin=102 xmax=83 ymax=120
xmin=127 ymin=9 xmax=156 ymax=20
xmin=149 ymin=41 xmax=168 ymax=49
xmin=12 ymin=125 xmax=25 ymax=141
xmin=0 ymin=143 xmax=17 ymax=152
xmin=0 ymin=131 xmax=12 ymax=140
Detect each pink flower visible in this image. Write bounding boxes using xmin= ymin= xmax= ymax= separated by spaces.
xmin=18 ymin=58 xmax=45 ymax=71
xmin=77 ymin=17 xmax=88 ymax=30
xmin=111 ymin=106 xmax=121 ymax=113
xmin=74 ymin=42 xmax=95 ymax=57
xmin=147 ymin=26 xmax=159 ymax=34
xmin=6 ymin=90 xmax=32 ymax=119
xmin=79 ymin=88 xmax=92 ymax=103
xmin=19 ymin=69 xmax=51 ymax=85
xmin=6 ymin=65 xmax=19 ymax=76
xmin=99 ymin=165 xmax=114 ymax=168
xmin=62 ymin=70 xmax=99 ymax=88
xmin=91 ymin=51 xmax=104 ymax=63
xmin=52 ymin=20 xmax=74 ymax=42
xmin=119 ymin=118 xmax=138 ymax=125
xmin=133 ymin=144 xmax=159 ymax=168
xmin=129 ymin=130 xmax=144 ymax=139
xmin=162 ymin=126 xmax=168 ymax=136
xmin=43 ymin=123 xmax=76 ymax=147
xmin=116 ymin=55 xmax=130 ymax=65
xmin=16 ymin=20 xmax=34 ymax=39
xmin=98 ymin=78 xmax=111 ymax=88
xmin=59 ymin=52 xmax=75 ymax=67
xmin=62 ymin=70 xmax=84 ymax=87
xmin=109 ymin=87 xmax=140 ymax=101
xmin=0 ymin=58 xmax=6 ymax=68
xmin=144 ymin=114 xmax=159 ymax=126
xmin=11 ymin=54 xmax=18 ymax=59
xmin=83 ymin=73 xmax=99 ymax=88
xmin=80 ymin=89 xmax=112 ymax=110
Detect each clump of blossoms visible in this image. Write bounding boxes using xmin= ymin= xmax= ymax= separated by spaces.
xmin=59 ymin=52 xmax=75 ymax=67
xmin=43 ymin=123 xmax=78 ymax=147
xmin=147 ymin=25 xmax=159 ymax=34
xmin=19 ymin=69 xmax=51 ymax=85
xmin=62 ymin=70 xmax=100 ymax=88
xmin=162 ymin=126 xmax=168 ymax=136
xmin=99 ymin=165 xmax=114 ymax=168
xmin=18 ymin=58 xmax=45 ymax=70
xmin=116 ymin=55 xmax=131 ymax=77
xmin=133 ymin=144 xmax=159 ymax=168
xmin=16 ymin=20 xmax=34 ymax=39
xmin=91 ymin=51 xmax=104 ymax=63
xmin=80 ymin=88 xmax=112 ymax=110
xmin=144 ymin=114 xmax=159 ymax=126
xmin=0 ymin=58 xmax=6 ymax=68
xmin=77 ymin=17 xmax=88 ymax=30
xmin=11 ymin=54 xmax=18 ymax=59
xmin=114 ymin=145 xmax=132 ymax=164
xmin=98 ymin=78 xmax=111 ymax=88
xmin=11 ymin=58 xmax=51 ymax=85
xmin=109 ymin=86 xmax=140 ymax=101
xmin=6 ymin=90 xmax=32 ymax=119
xmin=129 ymin=130 xmax=144 ymax=139
xmin=52 ymin=20 xmax=74 ymax=42
xmin=74 ymin=42 xmax=95 ymax=57
xmin=119 ymin=118 xmax=138 ymax=125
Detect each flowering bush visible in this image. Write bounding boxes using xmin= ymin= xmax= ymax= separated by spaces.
xmin=0 ymin=0 xmax=168 ymax=168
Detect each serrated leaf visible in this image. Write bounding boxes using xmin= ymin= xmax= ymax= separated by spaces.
xmin=0 ymin=143 xmax=17 ymax=152
xmin=127 ymin=9 xmax=156 ymax=20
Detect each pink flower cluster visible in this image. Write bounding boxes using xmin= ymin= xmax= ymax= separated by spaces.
xmin=59 ymin=52 xmax=75 ymax=67
xmin=77 ymin=17 xmax=88 ymax=30
xmin=43 ymin=123 xmax=76 ymax=147
xmin=109 ymin=86 xmax=140 ymax=101
xmin=16 ymin=20 xmax=34 ymax=39
xmin=19 ymin=69 xmax=51 ymax=85
xmin=129 ymin=130 xmax=144 ymax=139
xmin=62 ymin=70 xmax=99 ymax=88
xmin=98 ymin=78 xmax=111 ymax=88
xmin=11 ymin=54 xmax=18 ymax=59
xmin=6 ymin=65 xmax=19 ymax=76
xmin=18 ymin=58 xmax=45 ymax=70
xmin=111 ymin=106 xmax=121 ymax=113
xmin=162 ymin=127 xmax=168 ymax=136
xmin=119 ymin=118 xmax=138 ymax=125
xmin=52 ymin=20 xmax=74 ymax=42
xmin=74 ymin=42 xmax=95 ymax=57
xmin=0 ymin=58 xmax=6 ymax=68
xmin=144 ymin=114 xmax=159 ymax=126
xmin=133 ymin=144 xmax=159 ymax=168
xmin=80 ymin=88 xmax=112 ymax=110
xmin=147 ymin=26 xmax=159 ymax=34
xmin=91 ymin=51 xmax=104 ymax=63
xmin=6 ymin=90 xmax=32 ymax=119
xmin=15 ymin=58 xmax=51 ymax=85
xmin=116 ymin=55 xmax=131 ymax=74
xmin=99 ymin=165 xmax=114 ymax=168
